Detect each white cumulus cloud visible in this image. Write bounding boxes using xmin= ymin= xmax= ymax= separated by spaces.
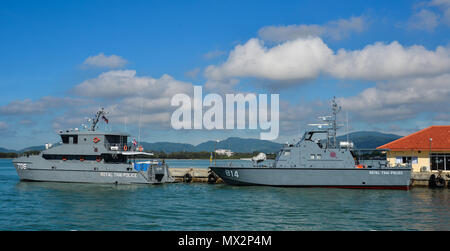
xmin=0 ymin=96 xmax=86 ymax=115
xmin=70 ymin=70 xmax=196 ymax=130
xmin=205 ymin=37 xmax=333 ymax=82
xmin=406 ymin=9 xmax=440 ymax=31
xmin=258 ymin=16 xmax=367 ymax=43
xmin=73 ymin=70 xmax=193 ymax=99
xmin=328 ymin=41 xmax=450 ymax=80
xmin=205 ymin=37 xmax=450 ymax=88
xmin=83 ymin=53 xmax=128 ymax=68
xmin=337 ymin=73 xmax=450 ymax=121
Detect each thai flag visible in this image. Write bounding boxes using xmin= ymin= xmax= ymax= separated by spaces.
xmin=132 ymin=138 xmax=137 ymax=146
xmin=102 ymin=115 xmax=109 ymax=124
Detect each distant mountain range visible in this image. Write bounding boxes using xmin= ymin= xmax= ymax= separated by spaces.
xmin=335 ymin=131 xmax=401 ymax=149
xmin=0 ymin=131 xmax=402 ymax=154
xmin=140 ymin=137 xmax=283 ymax=153
xmin=0 ymin=145 xmax=46 ymax=153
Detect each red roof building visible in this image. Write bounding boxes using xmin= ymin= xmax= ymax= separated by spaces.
xmin=377 ymin=126 xmax=450 ymax=151
xmin=378 ymin=126 xmax=450 ymax=172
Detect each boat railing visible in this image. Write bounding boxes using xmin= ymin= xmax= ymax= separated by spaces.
xmin=357 ymin=159 xmax=411 ymax=169
xmin=105 ymin=143 xmax=128 ymax=151
xmin=376 ymin=163 xmax=411 ymax=169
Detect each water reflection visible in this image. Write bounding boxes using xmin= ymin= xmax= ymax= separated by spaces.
xmin=15 ymin=181 xmax=144 ymax=193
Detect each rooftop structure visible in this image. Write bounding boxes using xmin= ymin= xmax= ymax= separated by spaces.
xmin=377 ymin=126 xmax=450 ymax=172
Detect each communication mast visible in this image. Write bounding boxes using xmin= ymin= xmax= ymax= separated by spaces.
xmin=308 ymin=97 xmax=342 ymax=149
xmin=89 ymin=108 xmax=108 ymax=131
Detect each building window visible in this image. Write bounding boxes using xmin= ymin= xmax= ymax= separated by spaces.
xmin=396 ymin=156 xmax=417 ymax=164
xmin=402 ymin=157 xmax=412 ymax=164
xmin=431 ymin=154 xmax=449 ymax=171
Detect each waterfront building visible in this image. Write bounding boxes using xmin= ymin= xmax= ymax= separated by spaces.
xmin=377 ymin=126 xmax=450 ymax=172
xmin=215 ymin=149 xmax=234 ymax=157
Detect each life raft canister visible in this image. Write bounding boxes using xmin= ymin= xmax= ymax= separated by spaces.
xmin=93 ymin=137 xmax=100 ymax=143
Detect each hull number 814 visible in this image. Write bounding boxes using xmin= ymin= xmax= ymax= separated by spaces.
xmin=225 ymin=170 xmax=239 ymax=178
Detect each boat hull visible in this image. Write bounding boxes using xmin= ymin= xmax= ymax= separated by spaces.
xmin=210 ymin=166 xmax=411 ymax=190
xmin=13 ymin=156 xmax=173 ymax=184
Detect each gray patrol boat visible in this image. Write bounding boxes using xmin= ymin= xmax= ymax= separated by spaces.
xmin=13 ymin=109 xmax=174 ymax=184
xmin=211 ymin=98 xmax=412 ymax=190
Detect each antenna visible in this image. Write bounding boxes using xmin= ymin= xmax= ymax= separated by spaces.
xmin=308 ymin=123 xmax=328 ymax=129
xmin=89 ymin=108 xmax=107 ymax=131
xmin=305 ymin=97 xmax=342 ymax=149
xmin=138 ymin=96 xmax=143 ymax=147
xmin=346 ymin=110 xmax=349 ymax=149
xmin=330 ymin=97 xmax=341 ymax=148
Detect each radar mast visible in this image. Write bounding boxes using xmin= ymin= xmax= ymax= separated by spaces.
xmin=89 ymin=108 xmax=108 ymax=131
xmin=307 ymin=97 xmax=342 ymax=149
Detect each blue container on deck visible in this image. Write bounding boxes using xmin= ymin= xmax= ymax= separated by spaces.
xmin=134 ymin=163 xmax=150 ymax=171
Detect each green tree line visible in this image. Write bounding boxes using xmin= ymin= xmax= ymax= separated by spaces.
xmin=0 ymin=151 xmax=41 ymax=158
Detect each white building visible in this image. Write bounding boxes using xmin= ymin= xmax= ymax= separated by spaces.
xmin=215 ymin=149 xmax=234 ymax=157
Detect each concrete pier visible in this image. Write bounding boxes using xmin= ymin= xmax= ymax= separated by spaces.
xmin=168 ymin=167 xmax=223 ymax=183
xmin=410 ymin=171 xmax=450 ymax=187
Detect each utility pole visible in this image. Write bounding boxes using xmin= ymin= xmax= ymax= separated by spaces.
xmin=429 ymin=137 xmax=432 ymax=171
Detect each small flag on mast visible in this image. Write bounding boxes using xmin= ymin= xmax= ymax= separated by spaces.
xmin=102 ymin=115 xmax=109 ymax=124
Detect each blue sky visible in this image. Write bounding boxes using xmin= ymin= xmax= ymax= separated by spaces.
xmin=1 ymin=0 xmax=450 ymax=149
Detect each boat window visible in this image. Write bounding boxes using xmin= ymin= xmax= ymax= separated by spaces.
xmin=284 ymin=150 xmax=291 ymax=156
xmin=61 ymin=135 xmax=69 ymax=144
xmin=105 ymin=135 xmax=127 ymax=144
xmin=101 ymin=154 xmax=128 ymax=163
xmin=43 ymin=154 xmax=100 ymax=161
xmin=310 ymin=154 xmax=315 ymax=160
xmin=316 ymin=154 xmax=322 ymax=160
xmin=61 ymin=135 xmax=78 ymax=144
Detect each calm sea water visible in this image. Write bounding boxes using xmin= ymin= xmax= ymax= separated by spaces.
xmin=0 ymin=159 xmax=448 ymax=231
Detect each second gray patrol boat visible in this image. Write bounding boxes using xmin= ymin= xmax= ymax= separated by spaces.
xmin=13 ymin=109 xmax=174 ymax=184
xmin=211 ymin=98 xmax=412 ymax=190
